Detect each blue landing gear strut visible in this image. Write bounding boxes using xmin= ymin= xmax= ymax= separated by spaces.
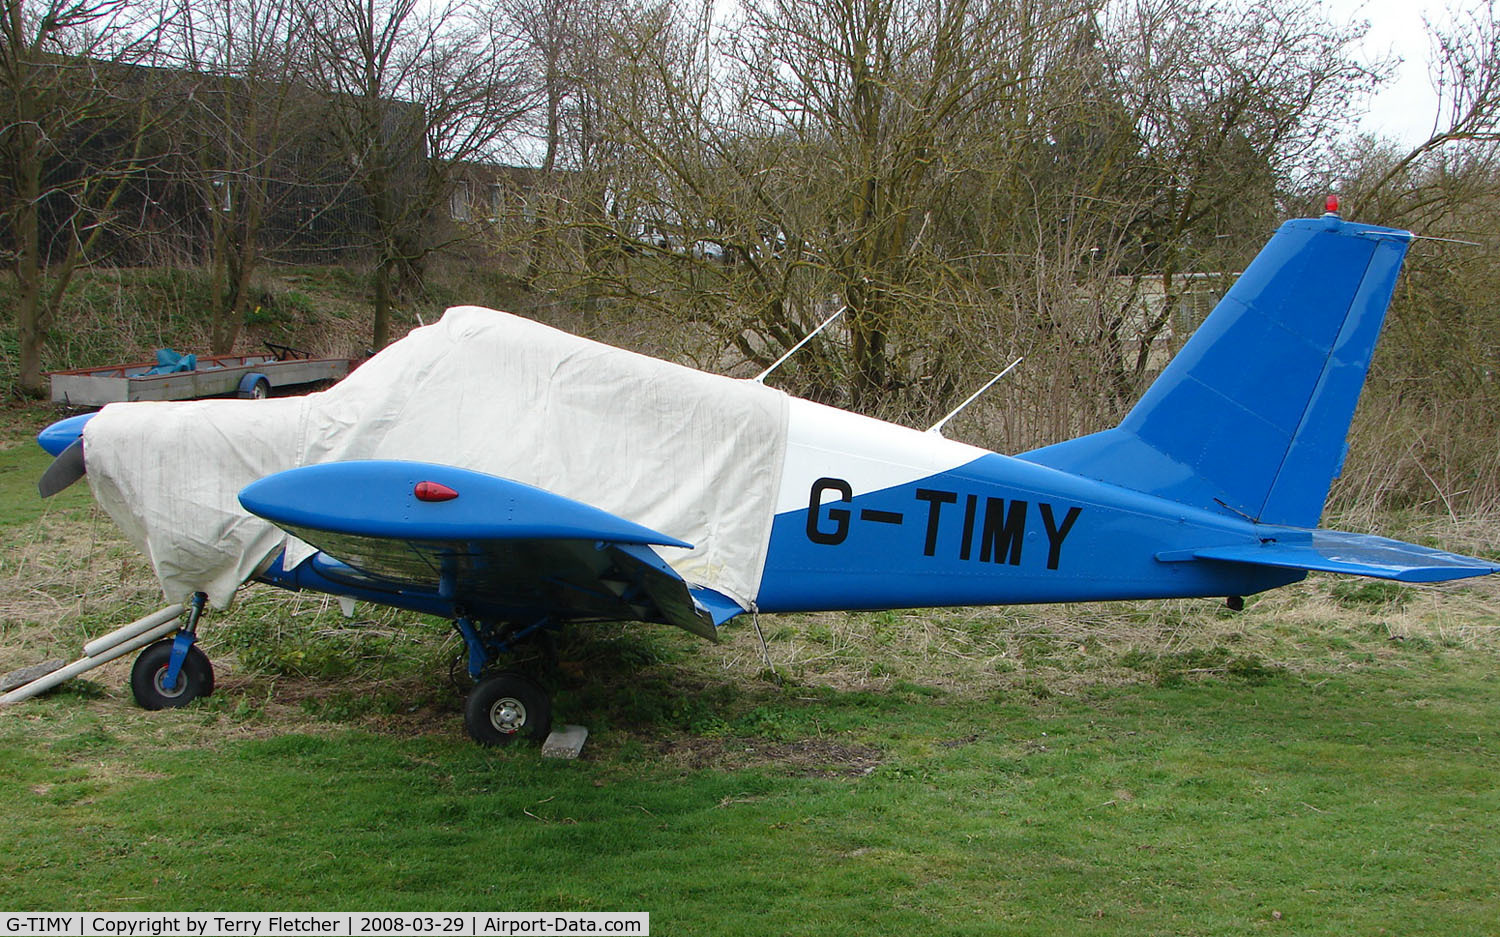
xmin=130 ymin=592 xmax=215 ymax=710
xmin=452 ymin=615 xmax=555 ymax=681
xmin=453 ymin=615 xmax=555 ymax=746
xmin=163 ymin=592 xmax=207 ymax=690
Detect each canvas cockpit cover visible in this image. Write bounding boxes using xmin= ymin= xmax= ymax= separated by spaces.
xmin=84 ymin=306 xmax=790 ymax=611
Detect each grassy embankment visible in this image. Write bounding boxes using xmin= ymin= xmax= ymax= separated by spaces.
xmin=3 ymin=401 xmax=1499 ymax=934
xmin=0 ymin=262 xmax=543 ymax=396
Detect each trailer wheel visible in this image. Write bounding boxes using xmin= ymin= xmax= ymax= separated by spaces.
xmin=130 ymin=640 xmax=214 ymax=710
xmin=238 ymin=376 xmax=271 ymax=399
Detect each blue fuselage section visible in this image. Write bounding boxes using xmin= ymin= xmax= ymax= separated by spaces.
xmin=36 ymin=215 xmax=1497 ymax=638
xmin=756 ymin=451 xmax=1302 ymax=612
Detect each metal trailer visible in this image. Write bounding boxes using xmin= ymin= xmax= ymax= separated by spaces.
xmin=49 ymin=344 xmax=352 ymax=407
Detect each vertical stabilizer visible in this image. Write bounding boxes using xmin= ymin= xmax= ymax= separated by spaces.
xmin=1020 ymin=216 xmax=1412 ymax=527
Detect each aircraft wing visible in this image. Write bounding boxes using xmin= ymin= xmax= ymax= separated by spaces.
xmin=239 ymin=461 xmax=737 ymax=639
xmin=1178 ymin=530 xmax=1500 ymax=584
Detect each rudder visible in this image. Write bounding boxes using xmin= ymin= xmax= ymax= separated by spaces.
xmin=1021 ymin=215 xmax=1412 ymax=527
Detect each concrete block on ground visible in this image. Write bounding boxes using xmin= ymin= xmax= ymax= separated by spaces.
xmin=542 ymin=724 xmax=589 ymax=759
xmin=1 ymin=659 xmax=67 ymax=693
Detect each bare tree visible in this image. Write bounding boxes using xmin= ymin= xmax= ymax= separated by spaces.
xmin=164 ymin=0 xmax=321 ymax=353
xmin=299 ymin=0 xmax=533 ymax=349
xmin=721 ymin=0 xmax=1077 ymax=409
xmin=1303 ymin=4 xmax=1500 ymax=516
xmin=518 ymin=0 xmax=1087 ymax=415
xmin=1354 ymin=1 xmax=1500 ymax=220
xmin=501 ymin=0 xmax=584 ymax=174
xmin=1101 ymin=0 xmax=1377 ymax=375
xmin=1 ymin=0 xmax=166 ymax=396
xmin=510 ymin=0 xmax=1388 ymax=441
xmin=499 ymin=0 xmax=625 ymax=287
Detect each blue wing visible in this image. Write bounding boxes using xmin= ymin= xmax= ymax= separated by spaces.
xmin=239 ymin=461 xmax=739 ymax=639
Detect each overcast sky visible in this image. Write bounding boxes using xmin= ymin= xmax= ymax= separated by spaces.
xmin=1321 ymin=0 xmax=1472 ymax=146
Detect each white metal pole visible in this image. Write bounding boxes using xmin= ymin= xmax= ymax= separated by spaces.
xmin=753 ymin=307 xmax=846 ymax=383
xmin=0 ymin=619 xmax=182 ymax=706
xmin=82 ymin=604 xmax=184 ymax=658
xmin=927 ymin=357 xmax=1025 ymax=436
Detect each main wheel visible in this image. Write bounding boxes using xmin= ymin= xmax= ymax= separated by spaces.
xmin=130 ymin=640 xmax=215 ymax=710
xmin=464 ymin=672 xmax=552 ymax=746
xmin=238 ymin=377 xmax=271 ymax=399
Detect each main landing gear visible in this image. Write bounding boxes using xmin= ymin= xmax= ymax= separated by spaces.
xmin=131 ymin=593 xmax=215 ymax=709
xmin=453 ymin=615 xmax=556 ymax=746
xmin=118 ymin=595 xmax=554 ymax=747
xmin=464 ymin=672 xmax=552 ymax=746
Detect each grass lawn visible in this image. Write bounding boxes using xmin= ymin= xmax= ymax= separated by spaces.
xmin=3 ymin=403 xmax=1499 ymax=935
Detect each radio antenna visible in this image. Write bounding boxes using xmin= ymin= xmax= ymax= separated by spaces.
xmin=927 ymin=356 xmax=1024 ymax=436
xmin=753 ymin=307 xmax=845 ymax=383
xmin=1411 ymin=233 xmax=1482 ymax=247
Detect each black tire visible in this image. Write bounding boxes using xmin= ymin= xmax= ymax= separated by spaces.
xmin=464 ymin=672 xmax=551 ymax=746
xmin=240 ymin=377 xmax=271 ymax=400
xmin=130 ymin=640 xmax=214 ymax=710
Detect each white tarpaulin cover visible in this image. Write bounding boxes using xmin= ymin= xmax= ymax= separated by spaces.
xmin=84 ymin=306 xmax=790 ymax=611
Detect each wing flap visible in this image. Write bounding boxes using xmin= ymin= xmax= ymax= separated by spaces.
xmin=1185 ymin=530 xmax=1499 ymax=583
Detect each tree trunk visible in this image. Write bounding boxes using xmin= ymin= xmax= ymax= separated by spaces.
xmin=15 ymin=164 xmax=47 ymax=397
xmin=210 ymin=208 xmax=233 ymax=353
xmin=17 ymin=282 xmax=46 ymax=398
xmin=12 ymin=15 xmax=46 ymax=398
xmin=372 ymin=256 xmax=392 ymax=350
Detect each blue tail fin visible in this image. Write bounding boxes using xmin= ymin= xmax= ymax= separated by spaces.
xmin=1021 ymin=215 xmax=1412 ymax=527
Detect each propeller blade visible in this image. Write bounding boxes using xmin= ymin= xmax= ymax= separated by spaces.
xmin=38 ymin=437 xmax=86 ymax=498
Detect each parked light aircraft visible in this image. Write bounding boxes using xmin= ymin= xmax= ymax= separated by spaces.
xmin=33 ymin=212 xmax=1500 ymax=744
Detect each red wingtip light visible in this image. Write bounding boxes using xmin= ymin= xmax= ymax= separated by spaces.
xmin=414 ymin=480 xmax=459 ymax=502
xmin=1325 ymin=194 xmax=1340 ymax=214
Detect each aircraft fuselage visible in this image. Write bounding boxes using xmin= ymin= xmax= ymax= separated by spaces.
xmin=756 ymin=399 xmax=1302 ymax=612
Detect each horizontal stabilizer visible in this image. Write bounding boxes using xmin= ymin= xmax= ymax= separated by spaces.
xmin=1179 ymin=530 xmax=1499 ymax=583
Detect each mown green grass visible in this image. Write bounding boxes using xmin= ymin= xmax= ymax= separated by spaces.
xmin=3 ymin=407 xmax=1500 ymax=934
xmin=4 ymin=662 xmax=1498 ymax=934
xmin=0 ymin=409 xmax=93 ymax=527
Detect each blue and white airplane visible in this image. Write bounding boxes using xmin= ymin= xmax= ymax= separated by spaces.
xmin=35 ymin=212 xmax=1500 ymax=745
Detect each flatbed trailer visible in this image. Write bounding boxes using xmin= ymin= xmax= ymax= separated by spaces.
xmin=49 ymin=347 xmax=352 ymax=407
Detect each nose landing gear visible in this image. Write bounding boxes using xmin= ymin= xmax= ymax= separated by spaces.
xmin=130 ymin=592 xmax=214 ymax=709
xmin=131 ymin=640 xmax=215 ymax=709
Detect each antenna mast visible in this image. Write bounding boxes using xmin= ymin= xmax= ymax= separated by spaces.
xmin=926 ymin=357 xmax=1024 ymax=436
xmin=752 ymin=307 xmax=845 ymax=383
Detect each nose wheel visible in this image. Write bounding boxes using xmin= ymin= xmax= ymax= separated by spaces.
xmin=464 ymin=672 xmax=552 ymax=746
xmin=130 ymin=592 xmax=214 ymax=710
xmin=130 ymin=640 xmax=215 ymax=709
